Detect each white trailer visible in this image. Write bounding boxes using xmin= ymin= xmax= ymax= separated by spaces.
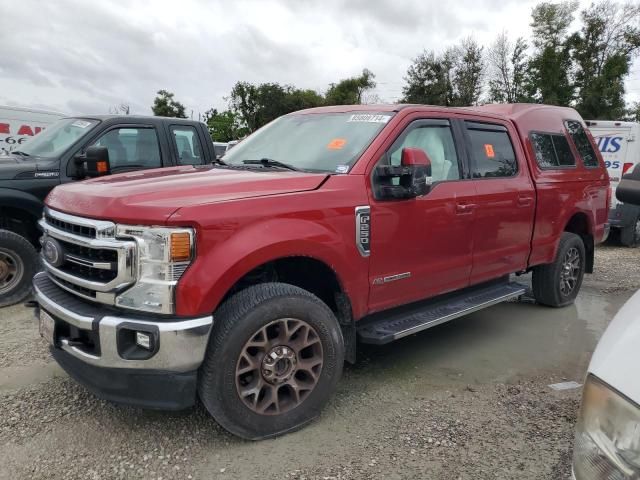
xmin=587 ymin=120 xmax=640 ymax=246
xmin=0 ymin=105 xmax=65 ymax=156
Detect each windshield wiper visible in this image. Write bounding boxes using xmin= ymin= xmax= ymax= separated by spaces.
xmin=242 ymin=158 xmax=300 ymax=171
xmin=11 ymin=151 xmax=30 ymax=157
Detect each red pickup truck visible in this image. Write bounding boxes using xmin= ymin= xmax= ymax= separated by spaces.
xmin=33 ymin=103 xmax=609 ymax=439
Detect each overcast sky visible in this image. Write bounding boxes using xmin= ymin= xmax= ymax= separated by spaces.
xmin=2 ymin=0 xmax=639 ymax=118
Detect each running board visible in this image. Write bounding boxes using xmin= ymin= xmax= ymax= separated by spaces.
xmin=357 ymin=281 xmax=526 ymax=345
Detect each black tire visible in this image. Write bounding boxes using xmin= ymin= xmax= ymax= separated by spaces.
xmin=0 ymin=229 xmax=38 ymax=308
xmin=532 ymin=232 xmax=585 ymax=307
xmin=198 ymin=282 xmax=344 ymax=440
xmin=620 ymin=215 xmax=640 ymax=248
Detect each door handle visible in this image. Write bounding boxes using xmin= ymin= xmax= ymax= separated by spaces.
xmin=456 ymin=203 xmax=476 ymax=214
xmin=517 ymin=195 xmax=534 ymax=207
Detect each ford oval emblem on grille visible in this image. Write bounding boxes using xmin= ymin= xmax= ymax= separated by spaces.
xmin=43 ymin=237 xmax=64 ymax=267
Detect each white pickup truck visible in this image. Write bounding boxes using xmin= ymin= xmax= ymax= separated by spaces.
xmin=572 ymin=165 xmax=640 ymax=478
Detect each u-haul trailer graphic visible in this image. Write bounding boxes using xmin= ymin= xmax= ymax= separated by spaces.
xmin=0 ymin=106 xmax=65 ymax=155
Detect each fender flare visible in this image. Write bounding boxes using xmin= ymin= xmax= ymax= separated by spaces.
xmin=551 ymin=209 xmax=596 ymax=273
xmin=0 ymin=188 xmax=45 ymax=219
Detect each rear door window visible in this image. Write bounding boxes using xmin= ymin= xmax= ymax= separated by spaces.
xmin=171 ymin=126 xmax=204 ymax=165
xmin=466 ymin=122 xmax=518 ymax=178
xmin=565 ymin=120 xmax=599 ymax=167
xmin=531 ymin=133 xmax=576 ymax=168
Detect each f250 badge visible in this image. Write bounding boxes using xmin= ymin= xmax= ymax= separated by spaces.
xmin=355 ymin=206 xmax=370 ymax=257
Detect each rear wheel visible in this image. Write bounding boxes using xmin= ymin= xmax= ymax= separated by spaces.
xmin=532 ymin=232 xmax=585 ymax=307
xmin=620 ymin=215 xmax=640 ymax=248
xmin=0 ymin=229 xmax=37 ymax=307
xmin=198 ymin=282 xmax=344 ymax=440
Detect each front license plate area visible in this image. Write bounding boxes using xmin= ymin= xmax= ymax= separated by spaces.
xmin=39 ymin=310 xmax=55 ymax=346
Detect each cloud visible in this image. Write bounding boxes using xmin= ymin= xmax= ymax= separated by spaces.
xmin=0 ymin=0 xmax=636 ymax=116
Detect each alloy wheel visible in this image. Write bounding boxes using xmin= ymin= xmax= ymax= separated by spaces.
xmin=235 ymin=318 xmax=324 ymax=415
xmin=559 ymin=247 xmax=580 ymax=296
xmin=0 ymin=249 xmax=23 ymax=295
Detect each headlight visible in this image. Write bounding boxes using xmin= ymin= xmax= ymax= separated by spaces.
xmin=114 ymin=225 xmax=194 ymax=314
xmin=573 ymin=375 xmax=640 ymax=479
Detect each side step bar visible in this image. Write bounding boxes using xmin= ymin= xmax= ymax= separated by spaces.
xmin=357 ymin=281 xmax=526 ymax=345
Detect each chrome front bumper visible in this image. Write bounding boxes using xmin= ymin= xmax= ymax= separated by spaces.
xmin=34 ymin=272 xmax=213 ymax=372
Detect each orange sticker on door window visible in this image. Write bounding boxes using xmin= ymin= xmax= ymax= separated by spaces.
xmin=327 ymin=138 xmax=347 ymax=150
xmin=484 ymin=144 xmax=495 ymax=158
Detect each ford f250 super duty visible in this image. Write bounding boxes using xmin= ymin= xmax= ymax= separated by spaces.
xmin=33 ymin=104 xmax=610 ymax=439
xmin=0 ymin=115 xmax=217 ymax=307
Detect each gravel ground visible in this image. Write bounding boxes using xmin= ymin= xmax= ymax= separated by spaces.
xmin=1 ymin=243 xmax=638 ymax=480
xmin=590 ymin=241 xmax=640 ymax=292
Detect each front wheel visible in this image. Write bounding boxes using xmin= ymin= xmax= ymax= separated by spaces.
xmin=532 ymin=232 xmax=585 ymax=307
xmin=198 ymin=282 xmax=344 ymax=440
xmin=0 ymin=229 xmax=38 ymax=308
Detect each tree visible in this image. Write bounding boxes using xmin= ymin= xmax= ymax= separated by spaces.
xmin=228 ymin=82 xmax=325 ymax=133
xmin=151 ymin=89 xmax=187 ymax=118
xmin=627 ymin=102 xmax=640 ymax=122
xmin=285 ymin=88 xmax=326 ymax=112
xmin=451 ymin=37 xmax=484 ymax=106
xmin=228 ymin=82 xmax=259 ymax=132
xmin=325 ymin=69 xmax=376 ymax=105
xmin=402 ymin=38 xmax=483 ymax=106
xmin=487 ymin=33 xmax=531 ymax=103
xmin=401 ymin=50 xmax=454 ymax=105
xmin=528 ymin=1 xmax=579 ymax=105
xmin=570 ymin=1 xmax=640 ymax=119
xmin=203 ymin=109 xmax=247 ymax=142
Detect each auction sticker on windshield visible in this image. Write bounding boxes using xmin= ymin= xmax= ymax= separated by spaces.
xmin=327 ymin=138 xmax=347 ymax=149
xmin=71 ymin=120 xmax=92 ymax=128
xmin=348 ymin=114 xmax=391 ymax=123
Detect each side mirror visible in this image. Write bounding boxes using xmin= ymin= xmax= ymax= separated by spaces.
xmin=374 ymin=147 xmax=432 ymax=200
xmin=617 ymin=163 xmax=640 ymax=206
xmin=74 ymin=146 xmax=111 ymax=178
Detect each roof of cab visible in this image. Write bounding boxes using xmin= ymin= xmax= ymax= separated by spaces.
xmin=293 ymin=103 xmax=580 ymax=123
xmin=62 ymin=114 xmax=203 ymax=124
xmin=294 ymin=103 xmax=506 ymax=120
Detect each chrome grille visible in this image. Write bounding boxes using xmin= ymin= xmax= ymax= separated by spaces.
xmin=44 ymin=214 xmax=96 ymax=238
xmin=40 ymin=208 xmax=136 ymax=305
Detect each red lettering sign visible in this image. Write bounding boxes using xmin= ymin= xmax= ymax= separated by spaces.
xmin=17 ymin=125 xmax=34 ymax=136
xmin=0 ymin=123 xmax=9 ymax=134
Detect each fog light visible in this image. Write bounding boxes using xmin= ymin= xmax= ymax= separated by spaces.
xmin=135 ymin=331 xmax=152 ymax=350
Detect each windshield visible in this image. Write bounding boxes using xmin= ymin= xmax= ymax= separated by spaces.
xmin=16 ymin=118 xmax=99 ymax=158
xmin=223 ymin=112 xmax=394 ymax=173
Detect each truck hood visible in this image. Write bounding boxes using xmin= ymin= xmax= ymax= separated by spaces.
xmin=46 ymin=165 xmax=329 ymax=223
xmin=589 ymin=289 xmax=640 ymax=403
xmin=0 ymin=154 xmax=59 ymax=180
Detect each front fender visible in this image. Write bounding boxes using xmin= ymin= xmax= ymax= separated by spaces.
xmin=0 ymin=187 xmax=45 ymax=218
xmin=175 ymin=217 xmax=369 ymax=318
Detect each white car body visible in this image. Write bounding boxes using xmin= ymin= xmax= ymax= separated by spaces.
xmin=572 ymin=289 xmax=640 ymax=479
xmin=588 ymin=289 xmax=640 ymax=401
xmin=0 ymin=105 xmax=65 ymax=155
